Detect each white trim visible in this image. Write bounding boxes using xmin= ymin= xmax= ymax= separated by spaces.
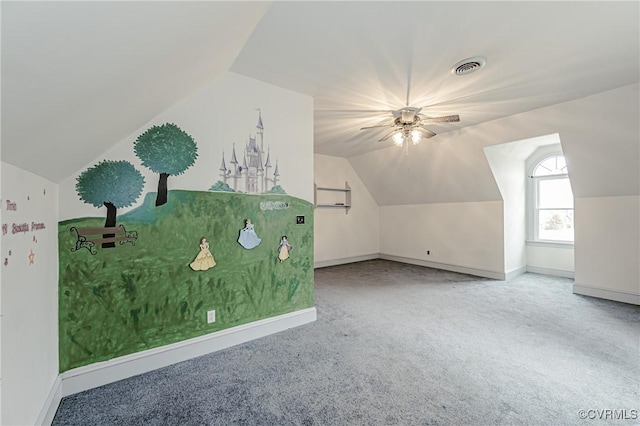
xmin=59 ymin=308 xmax=316 ymax=398
xmin=526 ymin=266 xmax=575 ymax=279
xmin=36 ymin=375 xmax=62 ymax=426
xmin=505 ymin=266 xmax=527 ymax=280
xmin=573 ymin=284 xmax=640 ymax=305
xmin=379 ymin=254 xmax=506 ymax=280
xmin=525 ymin=240 xmax=574 ymax=249
xmin=314 ymin=254 xmax=379 ymax=269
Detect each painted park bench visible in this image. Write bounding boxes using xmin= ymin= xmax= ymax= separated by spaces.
xmin=70 ymin=224 xmax=138 ymax=255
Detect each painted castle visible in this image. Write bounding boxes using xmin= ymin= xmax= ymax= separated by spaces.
xmin=218 ymin=111 xmax=281 ymax=194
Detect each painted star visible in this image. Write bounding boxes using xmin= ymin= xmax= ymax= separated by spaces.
xmin=28 ymin=249 xmax=35 ymax=265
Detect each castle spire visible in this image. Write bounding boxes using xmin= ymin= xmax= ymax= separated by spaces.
xmin=256 ymin=109 xmax=264 ymax=130
xmin=219 ymin=152 xmax=227 ymax=172
xmin=264 ymin=149 xmax=272 ymax=168
xmin=230 ymin=144 xmax=238 ymax=165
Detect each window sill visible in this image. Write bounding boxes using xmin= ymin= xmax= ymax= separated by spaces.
xmin=526 ymin=240 xmax=574 ymax=249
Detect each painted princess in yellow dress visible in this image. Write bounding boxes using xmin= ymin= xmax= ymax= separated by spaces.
xmin=190 ymin=237 xmax=216 ymax=271
xmin=278 ymin=236 xmax=292 ymax=263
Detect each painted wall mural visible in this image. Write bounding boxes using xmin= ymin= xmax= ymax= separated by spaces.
xmin=74 ymin=160 xmax=144 ymax=250
xmin=213 ymin=110 xmax=285 ymax=195
xmin=58 ymin=114 xmax=314 ymax=373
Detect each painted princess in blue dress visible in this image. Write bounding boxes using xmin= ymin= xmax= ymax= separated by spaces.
xmin=238 ymin=219 xmax=262 ymax=249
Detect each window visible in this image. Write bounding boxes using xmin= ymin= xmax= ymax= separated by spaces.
xmin=529 ymin=154 xmax=574 ymax=243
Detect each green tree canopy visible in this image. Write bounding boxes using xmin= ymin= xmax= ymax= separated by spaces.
xmin=134 ymin=123 xmax=198 ymax=176
xmin=76 ymin=160 xmax=145 ymax=208
xmin=134 ymin=123 xmax=198 ymax=206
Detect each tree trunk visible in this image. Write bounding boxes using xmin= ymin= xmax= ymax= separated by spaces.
xmin=103 ymin=202 xmax=117 ymax=248
xmin=156 ymin=173 xmax=169 ymax=206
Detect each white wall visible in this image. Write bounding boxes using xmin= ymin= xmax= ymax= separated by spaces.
xmin=574 ymin=196 xmax=639 ymax=303
xmin=314 ymin=154 xmax=379 ymax=267
xmin=379 ymin=201 xmax=505 ymax=278
xmin=483 ymin=146 xmax=527 ymax=276
xmin=527 ymin=244 xmax=574 ymax=278
xmin=59 ymin=72 xmax=314 ymax=221
xmin=1 ymin=162 xmax=59 ymax=426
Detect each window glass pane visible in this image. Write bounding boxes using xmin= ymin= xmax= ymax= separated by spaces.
xmin=538 ymin=178 xmax=573 ymax=208
xmin=538 ymin=210 xmax=574 ymax=241
xmin=533 ymin=155 xmax=567 ymax=176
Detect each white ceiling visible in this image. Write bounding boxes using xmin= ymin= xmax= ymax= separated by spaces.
xmin=2 ymin=1 xmax=639 ymax=182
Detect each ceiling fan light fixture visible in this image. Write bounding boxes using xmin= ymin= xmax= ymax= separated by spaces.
xmin=411 ymin=130 xmax=422 ymax=144
xmin=401 ymin=110 xmax=414 ymax=123
xmin=392 ymin=132 xmax=404 ymax=146
xmin=451 ymin=56 xmax=486 ymax=76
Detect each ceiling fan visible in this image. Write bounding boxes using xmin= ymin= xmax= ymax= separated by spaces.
xmin=360 ymin=107 xmax=460 ymax=146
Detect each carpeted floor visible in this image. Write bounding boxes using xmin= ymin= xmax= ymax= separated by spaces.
xmin=52 ymin=260 xmax=640 ymax=425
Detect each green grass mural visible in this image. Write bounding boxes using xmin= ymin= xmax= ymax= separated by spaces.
xmin=58 ymin=190 xmax=314 ymax=372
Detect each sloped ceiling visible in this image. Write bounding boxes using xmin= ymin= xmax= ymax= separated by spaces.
xmin=2 ymin=1 xmax=639 ymax=184
xmin=1 ymin=1 xmax=270 ymax=182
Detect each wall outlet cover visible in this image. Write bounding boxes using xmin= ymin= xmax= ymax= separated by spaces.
xmin=207 ymin=310 xmax=216 ymax=323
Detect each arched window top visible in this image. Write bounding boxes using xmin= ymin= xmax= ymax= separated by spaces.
xmin=533 ymin=155 xmax=568 ymax=177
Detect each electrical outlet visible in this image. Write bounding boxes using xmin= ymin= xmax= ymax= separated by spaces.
xmin=427 ymin=250 xmax=431 ymax=256
xmin=207 ymin=310 xmax=216 ymax=323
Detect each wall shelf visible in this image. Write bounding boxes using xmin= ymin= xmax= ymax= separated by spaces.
xmin=314 ymin=181 xmax=351 ymax=214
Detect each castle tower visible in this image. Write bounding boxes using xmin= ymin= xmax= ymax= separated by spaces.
xmin=273 ymin=159 xmax=280 ymax=189
xmin=242 ymin=154 xmax=249 ymax=193
xmin=219 ymin=152 xmax=230 ymax=185
xmin=263 ymin=149 xmax=272 ymax=192
xmin=256 ymin=112 xmax=265 ymax=193
xmin=230 ymin=144 xmax=240 ymax=191
xmin=245 ymin=135 xmax=261 ymax=194
xmin=257 ymin=109 xmax=264 ymax=152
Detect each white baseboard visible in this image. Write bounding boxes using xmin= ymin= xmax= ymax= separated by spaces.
xmin=314 ymin=253 xmax=379 ymax=269
xmin=36 ymin=375 xmax=62 ymax=426
xmin=573 ymin=284 xmax=640 ymax=305
xmin=379 ymin=254 xmax=506 ymax=280
xmin=526 ymin=266 xmax=575 ymax=279
xmin=49 ymin=307 xmax=316 ymax=407
xmin=505 ymin=266 xmax=527 ymax=281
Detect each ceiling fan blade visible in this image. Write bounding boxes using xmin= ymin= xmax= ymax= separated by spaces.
xmin=360 ymin=123 xmax=394 ymax=130
xmin=418 ymin=126 xmax=437 ymax=138
xmin=316 ymin=109 xmax=395 ymax=114
xmin=419 ymin=114 xmax=460 ymax=123
xmin=378 ymin=129 xmax=399 ymax=142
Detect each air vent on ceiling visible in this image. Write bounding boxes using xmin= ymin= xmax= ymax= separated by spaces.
xmin=451 ymin=56 xmax=486 ymax=76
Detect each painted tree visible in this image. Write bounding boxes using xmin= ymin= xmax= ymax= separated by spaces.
xmin=134 ymin=123 xmax=198 ymax=206
xmin=76 ymin=160 xmax=145 ymax=247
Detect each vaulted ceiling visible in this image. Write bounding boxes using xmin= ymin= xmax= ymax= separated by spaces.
xmin=2 ymin=1 xmax=638 ymax=183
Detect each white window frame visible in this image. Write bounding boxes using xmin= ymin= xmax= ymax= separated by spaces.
xmin=526 ymin=147 xmax=574 ymax=247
